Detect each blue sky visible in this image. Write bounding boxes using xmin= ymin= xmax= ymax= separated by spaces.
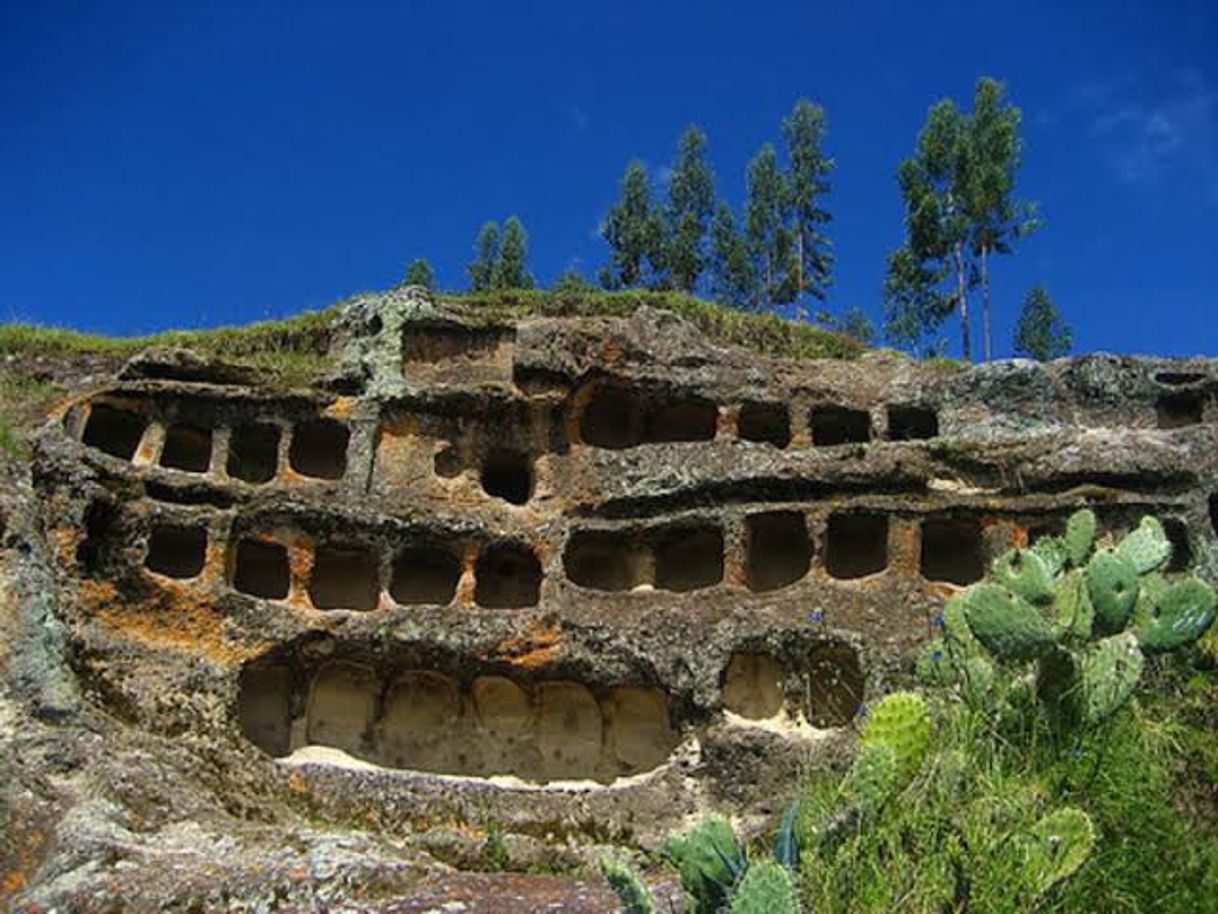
xmin=2 ymin=1 xmax=1216 ymax=357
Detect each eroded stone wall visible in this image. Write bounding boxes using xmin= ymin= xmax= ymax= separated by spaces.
xmin=30 ymin=289 xmax=1218 ymax=838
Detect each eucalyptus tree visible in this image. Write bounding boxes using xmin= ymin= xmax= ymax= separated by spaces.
xmin=602 ymin=160 xmax=667 ymax=288
xmin=744 ymin=143 xmax=793 ymax=306
xmin=496 ymin=216 xmax=534 ymax=289
xmin=781 ymin=99 xmax=834 ymax=313
xmin=468 ymin=221 xmax=501 ymax=291
xmin=709 ymin=201 xmax=757 ymax=308
xmin=666 ymin=125 xmax=716 ymax=293
xmin=1013 ymin=285 xmax=1071 ymax=360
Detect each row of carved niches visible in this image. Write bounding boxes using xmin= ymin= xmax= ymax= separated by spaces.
xmin=76 ymin=400 xmax=351 ymax=482
xmin=239 ymin=664 xmax=679 ymax=783
xmin=236 ymin=642 xmax=864 ymax=783
xmin=132 ymin=506 xmax=1197 ymax=615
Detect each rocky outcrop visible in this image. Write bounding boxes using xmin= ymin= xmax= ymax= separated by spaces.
xmin=3 ymin=288 xmax=1217 ymax=910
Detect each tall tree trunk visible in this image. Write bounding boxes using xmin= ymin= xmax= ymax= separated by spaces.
xmin=795 ymin=231 xmax=805 ymax=321
xmin=981 ymin=244 xmax=992 ymax=362
xmin=955 ymin=243 xmax=971 ymax=361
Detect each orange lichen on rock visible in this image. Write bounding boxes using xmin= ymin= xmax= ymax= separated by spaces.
xmin=86 ymin=579 xmax=266 ymax=666
xmin=480 ymin=615 xmax=563 ymax=669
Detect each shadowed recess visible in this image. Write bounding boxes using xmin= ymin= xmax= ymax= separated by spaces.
xmin=308 ymin=545 xmax=380 ymax=610
xmin=480 ymin=448 xmax=533 ymax=505
xmin=227 ymin=423 xmax=280 ymax=484
xmin=475 ymin=541 xmax=542 ymax=608
xmin=738 ymin=401 xmax=791 ymax=448
xmin=564 ymin=531 xmax=640 ymax=591
xmin=82 ymin=403 xmax=147 ymax=460
xmin=160 ymin=423 xmax=213 ymax=473
xmin=232 ymin=539 xmax=291 ymax=600
xmin=825 ymin=512 xmax=888 ymax=579
xmin=389 ymin=545 xmax=461 ymax=605
xmin=811 ymin=405 xmax=871 ymax=446
xmin=1156 ymin=392 xmax=1204 ymax=429
xmin=653 ymin=525 xmax=723 ymax=592
xmin=145 ymin=524 xmax=207 ymax=579
xmin=289 ymin=419 xmax=349 ymax=480
xmin=920 ymin=516 xmax=984 ymax=585
xmin=887 ymin=404 xmax=938 ymax=441
xmin=746 ymin=511 xmax=811 ymax=592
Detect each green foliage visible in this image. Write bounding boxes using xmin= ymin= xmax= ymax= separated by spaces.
xmin=666 ymin=125 xmax=716 ymax=293
xmin=602 ymin=161 xmax=667 ymax=289
xmin=599 ymin=855 xmax=656 ymax=914
xmin=496 ymin=216 xmax=534 ymax=289
xmin=745 ymin=143 xmax=794 ymax=307
xmin=553 ymin=268 xmax=594 ymax=294
xmin=403 ymin=257 xmax=435 ymax=289
xmin=1013 ymin=284 xmax=1072 ymax=360
xmin=710 ymin=202 xmax=757 ymax=308
xmin=781 ymin=99 xmax=834 ymax=311
xmin=884 ymin=76 xmax=1036 ymax=360
xmin=664 ymin=813 xmax=745 ymax=912
xmin=468 ymin=221 xmax=501 ymax=292
xmin=729 ymin=859 xmax=800 ymax=914
xmin=1007 ymin=807 xmax=1097 ymax=905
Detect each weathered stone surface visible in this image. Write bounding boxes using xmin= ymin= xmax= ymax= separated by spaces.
xmin=3 ymin=289 xmax=1217 ymax=909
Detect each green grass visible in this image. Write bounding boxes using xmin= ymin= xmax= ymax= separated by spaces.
xmin=452 ymin=288 xmax=867 ymax=360
xmin=0 ymin=372 xmax=67 ymax=457
xmin=0 ymin=305 xmax=340 ymax=388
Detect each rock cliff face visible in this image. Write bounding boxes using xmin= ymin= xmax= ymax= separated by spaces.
xmin=3 ymin=288 xmax=1217 ymax=910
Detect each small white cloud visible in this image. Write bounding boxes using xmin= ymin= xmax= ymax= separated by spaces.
xmin=1083 ymin=71 xmax=1217 ymax=201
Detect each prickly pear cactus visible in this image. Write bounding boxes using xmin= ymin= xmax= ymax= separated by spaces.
xmin=1019 ymin=807 xmax=1096 ymax=901
xmin=963 ymin=583 xmax=1057 ymax=660
xmin=841 ymin=739 xmax=900 ymax=815
xmin=1086 ymin=549 xmax=1139 ymax=635
xmin=1065 ymin=508 xmax=1097 ymax=566
xmin=729 ymin=859 xmax=801 ymax=914
xmin=664 ymin=814 xmax=745 ymax=913
xmin=1078 ymin=632 xmax=1144 ymax=724
xmin=860 ymin=691 xmax=931 ymax=783
xmin=1138 ymin=577 xmax=1218 ymax=653
xmin=1052 ymin=569 xmax=1094 ymax=640
xmin=932 ymin=508 xmax=1216 ymax=734
xmin=1116 ymin=516 xmax=1172 ymax=574
xmin=1031 ymin=535 xmax=1069 ymax=577
xmin=993 ymin=548 xmax=1055 ymax=604
xmin=599 ymin=856 xmax=657 ymax=914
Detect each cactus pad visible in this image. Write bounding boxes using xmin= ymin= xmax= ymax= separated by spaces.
xmin=963 ymin=583 xmax=1057 ymax=660
xmin=860 ymin=691 xmax=931 ymax=784
xmin=1020 ymin=807 xmax=1096 ymax=900
xmin=1085 ymin=549 xmax=1139 ymax=635
xmin=1052 ymin=569 xmax=1095 ymax=640
xmin=1116 ymin=516 xmax=1172 ymax=573
xmin=729 ymin=859 xmax=801 ymax=914
xmin=1079 ymin=632 xmax=1144 ymax=724
xmin=1030 ymin=535 xmax=1068 ymax=577
xmin=1065 ymin=509 xmax=1097 ymax=566
xmin=993 ymin=548 xmax=1055 ymax=604
xmin=842 ymin=739 xmax=900 ymax=815
xmin=1138 ymin=577 xmax=1218 ymax=654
